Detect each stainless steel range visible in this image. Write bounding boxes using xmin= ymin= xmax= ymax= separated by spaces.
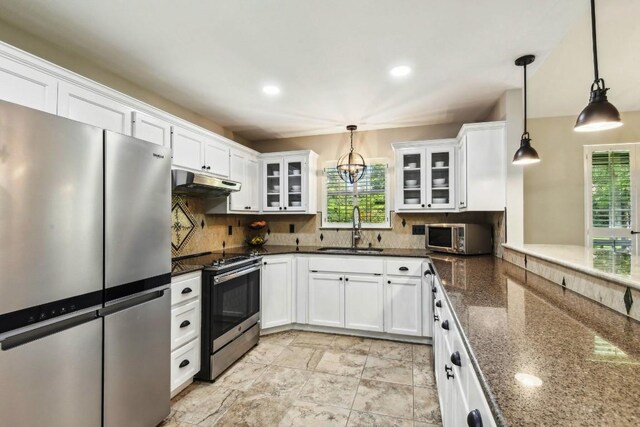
xmin=195 ymin=254 xmax=262 ymax=381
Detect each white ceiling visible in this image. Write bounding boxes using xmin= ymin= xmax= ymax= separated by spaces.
xmin=0 ymin=1 xmax=590 ymax=140
xmin=529 ymin=0 xmax=640 ymax=119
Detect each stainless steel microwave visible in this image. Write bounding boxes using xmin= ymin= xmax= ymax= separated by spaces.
xmin=425 ymin=223 xmax=493 ymax=255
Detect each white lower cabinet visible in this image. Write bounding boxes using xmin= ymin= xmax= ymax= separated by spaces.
xmin=385 ymin=276 xmax=422 ymax=336
xmin=308 ymin=272 xmax=344 ymax=328
xmin=344 ymin=275 xmax=384 ymax=332
xmin=261 ymin=256 xmax=293 ymax=329
xmin=170 ymin=271 xmax=202 ymax=398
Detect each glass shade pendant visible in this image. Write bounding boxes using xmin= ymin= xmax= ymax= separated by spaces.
xmin=513 ymin=55 xmax=540 ymax=165
xmin=574 ymin=0 xmax=622 ymax=132
xmin=337 ymin=125 xmax=367 ymax=183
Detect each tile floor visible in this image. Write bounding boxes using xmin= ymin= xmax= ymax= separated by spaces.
xmin=162 ymin=331 xmax=442 ymax=427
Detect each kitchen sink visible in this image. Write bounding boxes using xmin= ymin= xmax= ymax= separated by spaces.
xmin=317 ymin=247 xmax=384 ymax=254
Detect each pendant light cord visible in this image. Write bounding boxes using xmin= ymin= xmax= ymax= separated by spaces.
xmin=591 ymin=0 xmax=600 ymax=82
xmin=523 ymin=61 xmax=528 ymax=135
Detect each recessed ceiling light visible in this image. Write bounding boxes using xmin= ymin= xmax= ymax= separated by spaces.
xmin=390 ymin=65 xmax=412 ymax=78
xmin=262 ymin=85 xmax=281 ymax=95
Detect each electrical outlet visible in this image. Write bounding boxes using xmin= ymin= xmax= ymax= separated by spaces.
xmin=289 ymin=224 xmax=295 ymax=233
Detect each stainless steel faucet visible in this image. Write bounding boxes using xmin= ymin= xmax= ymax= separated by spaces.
xmin=352 ymin=205 xmax=361 ymax=248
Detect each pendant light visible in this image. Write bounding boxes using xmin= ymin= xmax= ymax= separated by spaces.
xmin=513 ymin=55 xmax=540 ymax=165
xmin=337 ymin=125 xmax=367 ymax=183
xmin=574 ymin=0 xmax=622 ymax=132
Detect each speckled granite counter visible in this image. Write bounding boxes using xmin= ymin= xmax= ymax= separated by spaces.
xmin=431 ymin=254 xmax=640 ymax=426
xmin=171 ymin=245 xmax=434 ymax=277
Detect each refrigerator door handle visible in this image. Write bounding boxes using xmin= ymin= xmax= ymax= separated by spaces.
xmin=99 ymin=289 xmax=167 ymax=317
xmin=0 ymin=311 xmax=99 ymax=351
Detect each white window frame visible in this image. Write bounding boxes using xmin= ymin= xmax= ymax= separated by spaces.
xmin=321 ymin=158 xmax=391 ymax=229
xmin=584 ymin=143 xmax=640 ymax=254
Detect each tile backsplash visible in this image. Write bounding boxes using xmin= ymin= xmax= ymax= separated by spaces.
xmin=171 ymin=194 xmax=505 ymax=257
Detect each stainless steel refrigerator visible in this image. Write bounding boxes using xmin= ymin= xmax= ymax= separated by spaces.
xmin=0 ymin=100 xmax=172 ymax=427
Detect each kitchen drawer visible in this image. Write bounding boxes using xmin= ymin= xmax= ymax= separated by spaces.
xmin=308 ymin=256 xmax=384 ymax=275
xmin=171 ymin=300 xmax=200 ymax=350
xmin=171 ymin=272 xmax=201 ymax=306
xmin=386 ymin=259 xmax=423 ymax=277
xmin=467 ymin=365 xmax=497 ymax=427
xmin=170 ymin=338 xmax=200 ymax=393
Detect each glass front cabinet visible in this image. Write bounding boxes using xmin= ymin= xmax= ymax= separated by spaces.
xmin=394 ymin=141 xmax=456 ymax=211
xmin=260 ymin=151 xmax=318 ymax=214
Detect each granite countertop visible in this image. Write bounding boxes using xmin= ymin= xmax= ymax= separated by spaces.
xmin=503 ymin=243 xmax=640 ymax=291
xmin=431 ymin=254 xmax=640 ymax=426
xmin=171 ymin=245 xmax=434 ymax=277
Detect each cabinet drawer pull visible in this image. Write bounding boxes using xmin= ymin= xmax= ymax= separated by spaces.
xmin=431 ymin=285 xmax=437 ymax=293
xmin=467 ymin=409 xmax=483 ymax=427
xmin=179 ymin=320 xmax=191 ymax=328
xmin=424 ymin=270 xmax=432 ymax=276
xmin=451 ymin=351 xmax=461 ymax=367
xmin=179 ymin=359 xmax=190 ymax=368
xmin=181 ymin=287 xmax=192 ymax=295
xmin=441 ymin=320 xmax=449 ymax=330
xmin=399 ymin=266 xmax=409 ymax=272
xmin=435 ymin=300 xmax=442 ymax=308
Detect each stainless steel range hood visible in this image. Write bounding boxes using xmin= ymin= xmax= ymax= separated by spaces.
xmin=171 ymin=169 xmax=241 ymax=198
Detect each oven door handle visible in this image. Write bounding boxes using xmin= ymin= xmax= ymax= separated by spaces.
xmin=214 ymin=264 xmax=262 ymax=285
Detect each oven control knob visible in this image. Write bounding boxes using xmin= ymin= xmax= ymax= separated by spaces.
xmin=238 ymin=325 xmax=242 ymax=332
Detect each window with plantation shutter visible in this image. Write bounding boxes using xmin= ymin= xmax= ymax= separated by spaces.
xmin=585 ymin=145 xmax=638 ymax=254
xmin=322 ymin=160 xmax=390 ymax=228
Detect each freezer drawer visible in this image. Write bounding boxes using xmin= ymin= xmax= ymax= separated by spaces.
xmin=103 ymin=289 xmax=171 ymax=427
xmin=0 ymin=314 xmax=102 ymax=427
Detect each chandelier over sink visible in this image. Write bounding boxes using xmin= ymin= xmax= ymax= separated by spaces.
xmin=336 ymin=125 xmax=367 ymax=184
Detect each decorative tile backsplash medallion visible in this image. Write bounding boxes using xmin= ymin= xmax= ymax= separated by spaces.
xmin=170 ymin=195 xmax=250 ymax=257
xmin=171 ymin=196 xmax=197 ymax=255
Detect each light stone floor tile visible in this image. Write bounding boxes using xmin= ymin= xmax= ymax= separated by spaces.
xmin=413 ymin=363 xmax=436 ymax=388
xmin=346 ymin=411 xmax=413 ymax=427
xmin=170 ymin=383 xmax=241 ymax=425
xmin=352 ymin=379 xmax=414 ymax=419
xmin=361 ymin=356 xmax=413 ymax=385
xmin=291 ymin=331 xmax=336 ymax=348
xmin=330 ymin=335 xmax=373 ymax=355
xmin=247 ymin=365 xmax=312 ymax=398
xmin=214 ymin=394 xmax=293 ymax=427
xmin=241 ymin=341 xmax=286 ymax=365
xmin=298 ymin=372 xmax=360 ymax=409
xmin=273 ymin=345 xmax=325 ymax=370
xmin=369 ymin=340 xmax=413 ymax=361
xmin=315 ymin=350 xmax=367 ymax=377
xmin=213 ymin=360 xmax=267 ymax=391
xmin=412 ymin=344 xmax=432 ymax=365
xmin=280 ymin=401 xmax=351 ymax=426
xmin=158 ymin=408 xmax=193 ymax=427
xmin=414 ymin=386 xmax=442 ymax=424
xmin=260 ymin=330 xmax=300 ymax=346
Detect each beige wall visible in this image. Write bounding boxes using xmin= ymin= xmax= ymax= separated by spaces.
xmin=525 ymin=111 xmax=640 ymax=245
xmin=0 ymin=18 xmax=251 ymax=147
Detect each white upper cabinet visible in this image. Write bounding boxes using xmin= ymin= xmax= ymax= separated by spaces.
xmin=171 ymin=125 xmax=205 ymax=171
xmin=395 ymin=141 xmax=456 ymax=212
xmin=227 ymin=149 xmax=259 ymax=212
xmin=457 ymin=122 xmax=506 ymax=211
xmin=260 ymin=151 xmax=318 ymax=214
xmin=58 ymin=81 xmax=132 ymax=134
xmin=132 ymin=111 xmax=171 ymax=146
xmin=203 ymin=137 xmax=230 ymax=178
xmin=0 ymin=55 xmax=57 ymax=113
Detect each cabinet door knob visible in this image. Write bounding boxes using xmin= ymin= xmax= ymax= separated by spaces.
xmin=206 ymin=166 xmax=211 ymax=170
xmin=399 ymin=266 xmax=409 ymax=272
xmin=179 ymin=359 xmax=190 ymax=368
xmin=388 ymin=280 xmax=391 ymax=284
xmin=451 ymin=351 xmax=461 ymax=367
xmin=279 ymin=207 xmax=282 ymax=210
xmin=441 ymin=320 xmax=449 ymax=330
xmin=431 ymin=285 xmax=437 ymax=293
xmin=435 ymin=300 xmax=442 ymax=308
xmin=421 ymin=204 xmax=425 ymax=208
xmin=284 ymin=207 xmax=287 ymax=210
xmin=467 ymin=409 xmax=483 ymax=427
xmin=345 ymin=277 xmax=349 ymax=281
xmin=202 ymin=165 xmax=206 ymax=170
xmin=339 ymin=277 xmax=343 ymax=281
xmin=427 ymin=203 xmax=432 ymax=208
xmin=263 ymin=261 xmax=267 ymax=265
xmin=179 ymin=320 xmax=191 ymax=328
